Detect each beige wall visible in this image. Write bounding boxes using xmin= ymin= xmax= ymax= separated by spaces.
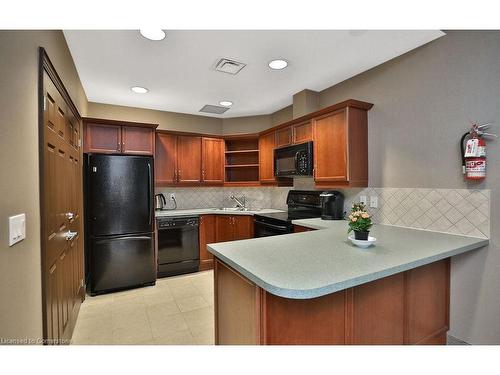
xmin=317 ymin=31 xmax=500 ymax=344
xmin=0 ymin=31 xmax=87 ymax=341
xmin=271 ymin=105 xmax=293 ymax=126
xmin=87 ymin=102 xmax=222 ymax=134
xmin=221 ymin=115 xmax=272 ymax=135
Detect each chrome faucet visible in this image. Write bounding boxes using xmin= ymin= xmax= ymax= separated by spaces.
xmin=230 ymin=195 xmax=246 ymax=210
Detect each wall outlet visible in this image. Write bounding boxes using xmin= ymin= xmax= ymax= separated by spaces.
xmin=359 ymin=195 xmax=367 ymax=205
xmin=9 ymin=213 xmax=26 ymax=246
xmin=170 ymin=193 xmax=176 ymax=200
xmin=370 ymin=196 xmax=379 ymax=208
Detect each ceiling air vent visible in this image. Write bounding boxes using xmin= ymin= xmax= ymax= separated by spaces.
xmin=214 ymin=58 xmax=246 ymax=75
xmin=199 ymin=104 xmax=230 ymax=115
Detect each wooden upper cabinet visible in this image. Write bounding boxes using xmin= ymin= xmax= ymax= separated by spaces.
xmin=83 ymin=119 xmax=157 ymax=155
xmin=202 ymin=137 xmax=224 ymax=184
xmin=312 ymin=107 xmax=368 ymax=187
xmin=313 ymin=110 xmax=348 ymax=182
xmin=155 ymin=132 xmax=177 ymax=185
xmin=122 ymin=126 xmax=154 ymax=155
xmin=177 ymin=135 xmax=202 ymax=183
xmin=84 ymin=122 xmax=121 ymax=154
xmin=275 ymin=126 xmax=293 ymax=148
xmin=293 ymin=121 xmax=312 ymax=144
xmin=259 ymin=131 xmax=276 ymax=183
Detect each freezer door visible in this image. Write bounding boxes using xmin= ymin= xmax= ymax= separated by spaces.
xmin=90 ymin=234 xmax=155 ymax=294
xmin=88 ymin=155 xmax=153 ymax=236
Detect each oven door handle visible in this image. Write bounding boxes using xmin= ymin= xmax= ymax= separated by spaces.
xmin=254 ymin=220 xmax=290 ymax=231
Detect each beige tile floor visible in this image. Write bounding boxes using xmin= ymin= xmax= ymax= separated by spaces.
xmin=71 ymin=270 xmax=215 ymax=345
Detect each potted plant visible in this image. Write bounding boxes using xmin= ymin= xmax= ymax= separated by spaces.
xmin=347 ymin=202 xmax=373 ymax=240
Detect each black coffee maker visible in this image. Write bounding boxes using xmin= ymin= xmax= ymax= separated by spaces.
xmin=320 ymin=191 xmax=345 ymax=220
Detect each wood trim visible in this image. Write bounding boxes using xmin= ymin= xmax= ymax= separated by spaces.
xmin=40 ymin=48 xmax=81 ymax=121
xmin=260 ymin=99 xmax=373 ymax=136
xmin=156 ymin=128 xmax=222 ymax=138
xmin=83 ymin=117 xmax=158 ymax=129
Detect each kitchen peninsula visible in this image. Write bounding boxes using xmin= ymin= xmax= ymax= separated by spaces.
xmin=207 ymin=221 xmax=488 ymax=345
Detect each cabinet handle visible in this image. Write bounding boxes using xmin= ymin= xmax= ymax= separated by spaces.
xmin=177 ymin=170 xmax=181 ymax=181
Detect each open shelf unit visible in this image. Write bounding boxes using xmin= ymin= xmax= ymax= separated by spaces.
xmin=224 ymin=136 xmax=260 ymax=184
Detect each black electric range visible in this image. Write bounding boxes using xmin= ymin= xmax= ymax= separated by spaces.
xmin=254 ymin=190 xmax=324 ymax=237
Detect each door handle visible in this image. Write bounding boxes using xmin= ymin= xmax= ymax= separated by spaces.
xmin=65 ymin=212 xmax=75 ymax=220
xmin=65 ymin=230 xmax=78 ymax=241
xmin=147 ymin=163 xmax=152 ymax=226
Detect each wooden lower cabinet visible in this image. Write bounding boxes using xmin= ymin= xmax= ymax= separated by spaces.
xmin=214 ymin=258 xmax=450 ymax=345
xmin=215 ymin=215 xmax=253 ymax=243
xmin=293 ymin=225 xmax=315 ymax=233
xmin=200 ymin=215 xmax=254 ymax=271
xmin=199 ymin=215 xmax=216 ymax=271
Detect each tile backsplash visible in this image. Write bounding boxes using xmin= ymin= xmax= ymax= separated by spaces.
xmin=157 ymin=182 xmax=490 ymax=239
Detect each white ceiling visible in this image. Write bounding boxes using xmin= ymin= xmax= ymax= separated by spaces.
xmin=64 ymin=30 xmax=444 ymax=118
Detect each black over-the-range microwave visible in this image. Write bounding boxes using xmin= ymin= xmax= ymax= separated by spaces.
xmin=274 ymin=141 xmax=313 ymax=177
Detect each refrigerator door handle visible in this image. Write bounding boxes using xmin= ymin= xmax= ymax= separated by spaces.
xmin=147 ymin=162 xmax=152 ymax=226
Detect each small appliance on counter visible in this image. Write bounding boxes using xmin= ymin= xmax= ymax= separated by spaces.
xmin=155 ymin=193 xmax=167 ymax=210
xmin=320 ymin=191 xmax=345 ymax=220
xmin=156 ymin=216 xmax=200 ymax=278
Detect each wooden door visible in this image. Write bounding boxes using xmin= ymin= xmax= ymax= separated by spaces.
xmin=41 ymin=62 xmax=84 ymax=345
xmin=293 ymin=121 xmax=312 ymax=144
xmin=199 ymin=215 xmax=216 ymax=270
xmin=122 ymin=126 xmax=154 ymax=155
xmin=84 ymin=122 xmax=121 ymax=154
xmin=202 ymin=137 xmax=224 ymax=184
xmin=259 ymin=132 xmax=276 ymax=183
xmin=313 ymin=109 xmax=348 ymax=182
xmin=275 ymin=126 xmax=293 ymax=148
xmin=155 ymin=133 xmax=177 ymax=185
xmin=215 ymin=215 xmax=234 ymax=243
xmin=177 ymin=135 xmax=202 ymax=183
xmin=233 ymin=216 xmax=254 ymax=240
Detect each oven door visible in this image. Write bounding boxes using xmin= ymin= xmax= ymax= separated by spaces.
xmin=274 ymin=142 xmax=313 ymax=177
xmin=254 ymin=219 xmax=292 ymax=237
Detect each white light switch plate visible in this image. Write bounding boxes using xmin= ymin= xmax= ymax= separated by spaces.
xmin=370 ymin=196 xmax=379 ymax=208
xmin=9 ymin=213 xmax=26 ymax=246
xmin=359 ymin=195 xmax=367 ymax=205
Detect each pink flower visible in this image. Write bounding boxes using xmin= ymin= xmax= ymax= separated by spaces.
xmin=351 ymin=217 xmax=358 ymax=222
xmin=361 ymin=213 xmax=370 ymax=219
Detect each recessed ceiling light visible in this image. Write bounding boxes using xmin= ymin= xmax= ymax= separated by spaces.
xmin=268 ymin=59 xmax=288 ymax=70
xmin=131 ymin=86 xmax=149 ymax=94
xmin=139 ymin=28 xmax=166 ymax=41
xmin=219 ymin=101 xmax=233 ymax=107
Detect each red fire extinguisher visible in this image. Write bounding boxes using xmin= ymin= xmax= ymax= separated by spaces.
xmin=460 ymin=122 xmax=496 ymax=181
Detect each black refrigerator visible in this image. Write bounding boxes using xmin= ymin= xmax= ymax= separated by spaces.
xmin=85 ymin=154 xmax=156 ymax=295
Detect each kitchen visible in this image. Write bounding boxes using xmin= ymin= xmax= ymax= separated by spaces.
xmin=1 ymin=7 xmax=500 ymax=372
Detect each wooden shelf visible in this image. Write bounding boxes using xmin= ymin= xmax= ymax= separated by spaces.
xmin=225 ymin=164 xmax=259 ymax=168
xmin=224 ymin=150 xmax=259 ymax=154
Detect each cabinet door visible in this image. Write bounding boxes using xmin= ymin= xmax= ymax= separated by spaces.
xmin=202 ymin=137 xmax=224 ymax=184
xmin=313 ymin=110 xmax=348 ymax=182
xmin=275 ymin=126 xmax=293 ymax=148
xmin=177 ymin=136 xmax=202 ymax=183
xmin=199 ymin=215 xmax=216 ymax=270
xmin=215 ymin=216 xmax=234 ymax=243
xmin=84 ymin=123 xmax=121 ymax=154
xmin=233 ymin=216 xmax=254 ymax=240
xmin=155 ymin=133 xmax=177 ymax=185
xmin=122 ymin=126 xmax=154 ymax=155
xmin=259 ymin=132 xmax=276 ymax=183
xmin=293 ymin=121 xmax=312 ymax=144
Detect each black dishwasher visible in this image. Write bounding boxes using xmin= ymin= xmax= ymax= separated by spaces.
xmin=157 ymin=216 xmax=199 ymax=278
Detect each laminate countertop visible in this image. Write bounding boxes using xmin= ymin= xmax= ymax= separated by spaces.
xmin=155 ymin=208 xmax=283 ymax=217
xmin=207 ymin=220 xmax=488 ymax=299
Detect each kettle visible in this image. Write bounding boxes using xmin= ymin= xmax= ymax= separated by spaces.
xmin=155 ymin=193 xmax=167 ymax=211
xmin=320 ymin=191 xmax=345 ymax=220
